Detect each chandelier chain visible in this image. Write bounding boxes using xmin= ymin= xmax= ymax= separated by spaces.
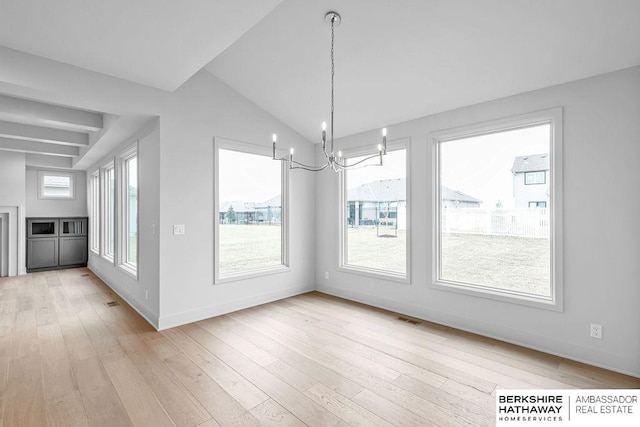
xmin=271 ymin=11 xmax=387 ymax=172
xmin=330 ymin=16 xmax=335 ymax=154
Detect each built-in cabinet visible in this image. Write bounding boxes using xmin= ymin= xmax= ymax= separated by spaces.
xmin=26 ymin=217 xmax=87 ymax=272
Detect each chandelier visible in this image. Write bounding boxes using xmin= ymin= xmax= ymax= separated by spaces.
xmin=272 ymin=11 xmax=387 ymax=171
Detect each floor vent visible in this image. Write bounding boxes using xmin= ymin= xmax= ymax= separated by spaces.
xmin=81 ymin=274 xmax=90 ymax=277
xmin=398 ymin=316 xmax=421 ymax=325
xmin=104 ymin=301 xmax=120 ymax=307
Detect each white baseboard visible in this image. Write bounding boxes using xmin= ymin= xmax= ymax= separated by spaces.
xmin=317 ymin=284 xmax=640 ymax=379
xmin=88 ymin=266 xmax=159 ymax=329
xmin=158 ymin=284 xmax=315 ymax=330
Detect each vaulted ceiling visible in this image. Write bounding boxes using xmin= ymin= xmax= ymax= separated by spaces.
xmin=1 ymin=0 xmax=639 ymax=169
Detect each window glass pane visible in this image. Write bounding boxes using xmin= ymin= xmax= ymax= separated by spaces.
xmin=41 ymin=173 xmax=72 ymax=198
xmin=439 ymin=124 xmax=551 ymax=296
xmin=106 ymin=167 xmax=115 ymax=257
xmin=218 ymin=149 xmax=282 ymax=275
xmin=126 ymin=156 xmax=138 ymax=266
xmin=344 ymin=149 xmax=406 ymax=274
xmin=90 ymin=173 xmax=100 ymax=252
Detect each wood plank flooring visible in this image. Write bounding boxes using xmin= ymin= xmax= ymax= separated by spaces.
xmin=0 ymin=268 xmax=638 ymax=426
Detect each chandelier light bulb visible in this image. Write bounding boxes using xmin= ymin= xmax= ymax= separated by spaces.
xmin=269 ymin=11 xmax=383 ymax=172
xmin=272 ymin=133 xmax=277 ymax=142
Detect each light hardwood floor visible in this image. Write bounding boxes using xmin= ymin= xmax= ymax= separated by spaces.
xmin=0 ymin=268 xmax=638 ymax=426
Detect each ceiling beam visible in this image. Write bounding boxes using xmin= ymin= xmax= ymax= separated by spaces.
xmin=0 ymin=120 xmax=88 ymax=146
xmin=0 ymin=136 xmax=79 ymax=157
xmin=0 ymin=94 xmax=103 ymax=132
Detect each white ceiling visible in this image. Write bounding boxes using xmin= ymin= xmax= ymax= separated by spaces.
xmin=207 ymin=0 xmax=640 ymax=141
xmin=0 ymin=0 xmax=639 ymax=166
xmin=0 ymin=0 xmax=283 ymax=91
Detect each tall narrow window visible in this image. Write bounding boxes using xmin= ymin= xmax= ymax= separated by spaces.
xmin=432 ymin=109 xmax=563 ymax=309
xmin=102 ymin=164 xmax=115 ymax=260
xmin=341 ymin=143 xmax=409 ymax=279
xmin=214 ymin=139 xmax=288 ymax=282
xmin=122 ymin=151 xmax=138 ymax=271
xmin=89 ymin=171 xmax=100 ymax=254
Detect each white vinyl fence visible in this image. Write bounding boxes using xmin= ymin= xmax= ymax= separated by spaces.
xmin=442 ymin=208 xmax=549 ymax=238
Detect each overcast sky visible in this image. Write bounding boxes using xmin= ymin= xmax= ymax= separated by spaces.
xmin=218 ymin=149 xmax=281 ymax=203
xmin=440 ymin=124 xmax=550 ymax=208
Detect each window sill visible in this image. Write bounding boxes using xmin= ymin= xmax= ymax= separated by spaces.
xmin=118 ymin=263 xmax=138 ymax=280
xmin=215 ymin=264 xmax=290 ymax=285
xmin=339 ymin=264 xmax=410 ymax=284
xmin=431 ymin=279 xmax=562 ymax=312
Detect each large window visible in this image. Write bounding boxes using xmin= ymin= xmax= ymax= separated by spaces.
xmin=89 ymin=171 xmax=100 ymax=254
xmin=38 ymin=171 xmax=74 ymax=199
xmin=340 ymin=142 xmax=409 ymax=280
xmin=120 ymin=147 xmax=138 ymax=274
xmin=102 ymin=163 xmax=115 ymax=260
xmin=214 ymin=138 xmax=288 ymax=282
xmin=432 ymin=109 xmax=563 ymax=309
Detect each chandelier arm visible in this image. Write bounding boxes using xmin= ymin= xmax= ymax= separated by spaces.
xmin=289 ymin=159 xmax=331 ymax=172
xmin=333 ymin=153 xmax=384 ymax=169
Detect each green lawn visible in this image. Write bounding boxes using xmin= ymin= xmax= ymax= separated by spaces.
xmin=346 ymin=227 xmax=407 ymax=273
xmin=219 ymin=224 xmax=282 ymax=274
xmin=218 ymin=225 xmax=550 ymax=296
xmin=441 ymin=233 xmax=550 ymax=296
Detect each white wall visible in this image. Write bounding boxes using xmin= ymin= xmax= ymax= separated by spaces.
xmin=0 ymin=151 xmax=26 ymax=276
xmin=0 ymin=47 xmax=316 ymax=330
xmin=25 ymin=168 xmax=87 ymax=217
xmin=315 ymin=66 xmax=640 ymax=377
xmin=87 ymin=120 xmax=160 ymax=327
xmin=157 ymin=70 xmax=316 ymax=329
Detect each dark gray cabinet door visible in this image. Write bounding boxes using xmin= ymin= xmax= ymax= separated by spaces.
xmin=59 ymin=237 xmax=88 ymax=266
xmin=27 ymin=238 xmax=59 ymax=269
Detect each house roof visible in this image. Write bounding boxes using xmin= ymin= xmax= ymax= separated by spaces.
xmin=348 ymin=178 xmax=406 ymax=202
xmin=440 ymin=186 xmax=482 ymax=204
xmin=347 ymin=178 xmax=481 ymax=204
xmin=512 ymin=154 xmax=550 ymax=173
xmin=220 ymin=194 xmax=281 ymax=213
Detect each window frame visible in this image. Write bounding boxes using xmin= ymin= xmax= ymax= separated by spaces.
xmin=338 ymin=138 xmax=411 ymax=283
xmin=89 ymin=170 xmax=100 ymax=255
xmin=117 ymin=144 xmax=138 ymax=278
xmin=101 ymin=160 xmax=116 ymax=263
xmin=37 ymin=170 xmax=75 ymax=200
xmin=430 ymin=108 xmax=563 ymax=311
xmin=213 ymin=137 xmax=290 ymax=284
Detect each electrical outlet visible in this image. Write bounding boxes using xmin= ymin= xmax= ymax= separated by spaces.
xmin=590 ymin=323 xmax=602 ymax=339
xmin=324 ymin=271 xmax=329 ymax=280
xmin=173 ymin=224 xmax=185 ymax=235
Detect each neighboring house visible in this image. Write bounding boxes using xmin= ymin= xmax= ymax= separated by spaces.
xmin=346 ymin=178 xmax=481 ymax=229
xmin=347 ymin=178 xmax=407 ymax=229
xmin=441 ymin=186 xmax=482 ymax=209
xmin=512 ymin=154 xmax=550 ymax=208
xmin=219 ymin=195 xmax=281 ymax=224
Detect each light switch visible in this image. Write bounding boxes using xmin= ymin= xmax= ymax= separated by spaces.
xmin=173 ymin=224 xmax=185 ymax=235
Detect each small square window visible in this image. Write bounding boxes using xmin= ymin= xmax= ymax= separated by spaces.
xmin=38 ymin=171 xmax=75 ymax=200
xmin=524 ymin=171 xmax=546 ymax=185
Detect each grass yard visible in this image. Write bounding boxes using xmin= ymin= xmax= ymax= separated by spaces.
xmin=218 ymin=225 xmax=550 ymax=296
xmin=219 ymin=224 xmax=282 ymax=274
xmin=346 ymin=227 xmax=407 ymax=273
xmin=442 ymin=233 xmax=550 ymax=296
